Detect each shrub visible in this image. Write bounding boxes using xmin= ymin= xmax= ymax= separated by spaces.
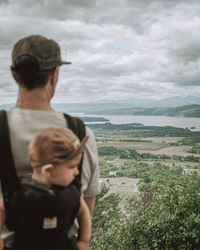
xmin=90 ymin=183 xmax=123 ymax=249
xmin=91 ymin=173 xmax=200 ymax=249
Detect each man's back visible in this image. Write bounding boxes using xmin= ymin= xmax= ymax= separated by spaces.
xmin=1 ymin=108 xmax=100 ymax=248
xmin=7 ymin=108 xmax=68 ymax=175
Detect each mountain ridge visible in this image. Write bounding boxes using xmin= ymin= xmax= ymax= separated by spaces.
xmin=88 ymin=104 xmax=200 ymax=118
xmin=1 ymin=95 xmax=200 ymax=113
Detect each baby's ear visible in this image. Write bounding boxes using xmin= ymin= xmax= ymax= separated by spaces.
xmin=41 ymin=164 xmax=53 ymax=178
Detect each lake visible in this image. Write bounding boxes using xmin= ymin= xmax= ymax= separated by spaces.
xmin=69 ymin=113 xmax=200 ymax=131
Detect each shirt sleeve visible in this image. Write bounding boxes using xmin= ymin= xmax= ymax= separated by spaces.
xmin=81 ymin=127 xmax=101 ymax=198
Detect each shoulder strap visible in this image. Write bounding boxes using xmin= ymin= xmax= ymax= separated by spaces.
xmin=63 ymin=113 xmax=86 ymax=141
xmin=0 ymin=110 xmax=21 ymax=192
xmin=63 ymin=113 xmax=86 ymax=242
xmin=0 ymin=110 xmax=21 ymax=229
xmin=63 ymin=113 xmax=86 ymax=179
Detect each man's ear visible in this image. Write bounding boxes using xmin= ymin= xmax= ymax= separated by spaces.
xmin=41 ymin=164 xmax=53 ymax=178
xmin=50 ymin=66 xmax=59 ymax=86
xmin=10 ymin=66 xmax=15 ymax=72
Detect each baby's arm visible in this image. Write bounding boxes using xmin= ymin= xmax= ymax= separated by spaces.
xmin=0 ymin=197 xmax=5 ymax=250
xmin=76 ymin=198 xmax=91 ymax=250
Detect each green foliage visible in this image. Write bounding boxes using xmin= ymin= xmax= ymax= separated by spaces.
xmin=104 ymin=156 xmax=115 ymax=161
xmin=90 ymin=182 xmax=123 ymax=249
xmin=119 ymin=148 xmax=139 ymax=159
xmin=136 ymin=162 xmax=183 ymax=188
xmin=116 ymin=171 xmax=124 ymax=177
xmin=187 ymin=145 xmax=200 ymax=154
xmin=91 ymin=173 xmax=200 ymax=249
xmin=89 ymin=123 xmax=192 ymax=138
xmin=141 ymin=153 xmax=171 ymax=160
xmin=184 ymin=155 xmax=200 ymax=162
xmin=179 ymin=132 xmax=200 ymax=146
xmin=173 ymin=154 xmax=200 ymax=162
xmin=98 ymin=146 xmax=139 ymax=159
xmin=137 ymin=182 xmax=146 ymax=191
xmin=98 ymin=147 xmax=119 ymax=156
xmin=170 ymin=165 xmax=183 ymax=176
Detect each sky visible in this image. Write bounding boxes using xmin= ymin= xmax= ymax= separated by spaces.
xmin=0 ymin=0 xmax=200 ymax=104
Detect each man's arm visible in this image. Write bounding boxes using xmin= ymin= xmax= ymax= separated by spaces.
xmin=83 ymin=196 xmax=95 ymax=220
xmin=81 ymin=128 xmax=100 ymax=221
xmin=76 ymin=198 xmax=91 ymax=250
xmin=0 ymin=197 xmax=5 ymax=250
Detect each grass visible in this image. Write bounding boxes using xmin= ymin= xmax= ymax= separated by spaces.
xmin=100 ymin=177 xmax=140 ymax=199
xmin=97 ymin=141 xmax=162 ymax=149
xmin=99 ymin=156 xmax=138 ymax=169
xmin=118 ymin=191 xmax=137 ymax=198
xmin=99 ymin=177 xmax=141 ymax=210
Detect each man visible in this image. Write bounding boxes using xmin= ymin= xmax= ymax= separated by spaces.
xmin=1 ymin=35 xmax=101 ymax=248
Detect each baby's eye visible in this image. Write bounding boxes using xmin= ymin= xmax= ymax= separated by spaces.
xmin=70 ymin=165 xmax=77 ymax=169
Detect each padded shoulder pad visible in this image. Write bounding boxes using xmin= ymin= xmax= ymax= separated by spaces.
xmin=63 ymin=114 xmax=86 ymax=141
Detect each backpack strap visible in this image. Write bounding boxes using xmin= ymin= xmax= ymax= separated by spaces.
xmin=63 ymin=113 xmax=86 ymax=243
xmin=0 ymin=110 xmax=22 ymax=230
xmin=63 ymin=114 xmax=86 ymax=181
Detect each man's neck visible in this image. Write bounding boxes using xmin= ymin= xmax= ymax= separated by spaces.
xmin=15 ymin=87 xmax=54 ymax=111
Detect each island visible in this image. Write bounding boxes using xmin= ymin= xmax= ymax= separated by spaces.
xmin=75 ymin=117 xmax=110 ymax=122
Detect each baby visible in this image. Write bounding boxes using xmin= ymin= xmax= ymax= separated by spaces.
xmin=0 ymin=127 xmax=91 ymax=250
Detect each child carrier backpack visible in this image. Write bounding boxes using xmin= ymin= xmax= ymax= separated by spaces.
xmin=0 ymin=110 xmax=86 ymax=249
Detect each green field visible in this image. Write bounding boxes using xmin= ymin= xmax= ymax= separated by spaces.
xmin=96 ymin=128 xmax=200 ymax=202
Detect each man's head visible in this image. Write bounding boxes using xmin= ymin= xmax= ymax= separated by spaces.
xmin=11 ymin=35 xmax=71 ymax=90
xmin=28 ymin=127 xmax=88 ymax=187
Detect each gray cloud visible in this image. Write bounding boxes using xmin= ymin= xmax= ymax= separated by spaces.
xmin=0 ymin=0 xmax=200 ymax=104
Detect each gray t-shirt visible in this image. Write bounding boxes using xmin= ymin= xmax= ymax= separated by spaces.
xmin=1 ymin=108 xmax=101 ymax=242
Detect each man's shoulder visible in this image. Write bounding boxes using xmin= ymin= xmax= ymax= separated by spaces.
xmin=6 ymin=108 xmax=67 ymax=127
xmin=7 ymin=108 xmax=64 ymax=116
xmin=85 ymin=126 xmax=95 ymax=139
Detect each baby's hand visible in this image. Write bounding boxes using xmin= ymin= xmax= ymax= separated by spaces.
xmin=76 ymin=240 xmax=89 ymax=250
xmin=0 ymin=238 xmax=4 ymax=250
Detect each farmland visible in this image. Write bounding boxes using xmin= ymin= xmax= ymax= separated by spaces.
xmin=90 ymin=123 xmax=200 ymax=249
xmin=96 ymin=136 xmax=185 ymax=150
xmin=90 ymin=123 xmax=200 ymax=200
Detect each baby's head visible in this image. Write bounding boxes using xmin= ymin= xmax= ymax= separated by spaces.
xmin=28 ymin=127 xmax=88 ymax=187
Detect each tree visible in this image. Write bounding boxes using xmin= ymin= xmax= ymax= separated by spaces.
xmin=91 ymin=173 xmax=200 ymax=249
xmin=90 ymin=183 xmax=123 ymax=249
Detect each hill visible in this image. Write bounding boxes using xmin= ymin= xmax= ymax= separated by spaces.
xmin=88 ymin=104 xmax=200 ymax=118
xmin=1 ymin=95 xmax=200 ymax=113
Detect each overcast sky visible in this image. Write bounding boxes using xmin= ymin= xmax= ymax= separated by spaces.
xmin=0 ymin=0 xmax=200 ymax=104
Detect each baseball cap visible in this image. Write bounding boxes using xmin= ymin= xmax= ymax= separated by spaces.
xmin=12 ymin=35 xmax=71 ymax=71
xmin=28 ymin=127 xmax=88 ymax=168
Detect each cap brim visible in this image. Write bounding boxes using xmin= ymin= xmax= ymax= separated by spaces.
xmin=61 ymin=61 xmax=71 ymax=65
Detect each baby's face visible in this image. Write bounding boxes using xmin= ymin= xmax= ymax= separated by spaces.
xmin=49 ymin=154 xmax=82 ymax=187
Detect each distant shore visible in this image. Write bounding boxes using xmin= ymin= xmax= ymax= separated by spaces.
xmin=76 ymin=116 xmax=110 ymax=122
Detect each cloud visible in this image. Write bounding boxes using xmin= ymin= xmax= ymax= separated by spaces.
xmin=0 ymin=0 xmax=200 ymax=104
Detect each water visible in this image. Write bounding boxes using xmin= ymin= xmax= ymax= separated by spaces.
xmin=69 ymin=113 xmax=200 ymax=131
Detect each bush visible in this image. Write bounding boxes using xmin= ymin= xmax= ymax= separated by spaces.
xmin=137 ymin=182 xmax=146 ymax=191
xmin=91 ymin=173 xmax=200 ymax=249
xmin=90 ymin=183 xmax=123 ymax=249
